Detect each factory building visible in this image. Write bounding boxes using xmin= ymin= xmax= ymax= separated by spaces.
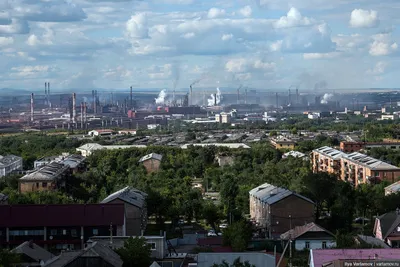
xmin=0 ymin=155 xmax=23 ymax=177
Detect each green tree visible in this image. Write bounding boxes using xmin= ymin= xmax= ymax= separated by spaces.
xmin=0 ymin=249 xmax=20 ymax=267
xmin=202 ymin=201 xmax=221 ymax=230
xmin=223 ymin=221 xmax=252 ymax=252
xmin=211 ymin=257 xmax=255 ymax=267
xmin=116 ymin=237 xmax=151 ymax=267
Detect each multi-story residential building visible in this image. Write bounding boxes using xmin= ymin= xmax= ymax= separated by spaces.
xmin=0 ymin=203 xmax=125 ymax=251
xmin=312 ymin=146 xmax=345 ymax=176
xmin=340 ymin=141 xmax=400 ymax=153
xmin=0 ymin=155 xmax=23 ymax=177
xmin=249 ymin=183 xmax=315 ymax=238
xmin=341 ymin=152 xmax=400 ymax=186
xmin=101 ymin=187 xmax=148 ymax=236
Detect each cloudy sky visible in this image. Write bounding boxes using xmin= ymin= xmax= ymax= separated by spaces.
xmin=0 ymin=0 xmax=399 ymax=91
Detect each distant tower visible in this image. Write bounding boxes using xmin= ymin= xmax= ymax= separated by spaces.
xmin=30 ymin=93 xmax=34 ymax=122
xmin=296 ymin=88 xmax=299 ymax=103
xmin=190 ymin=85 xmax=193 ymax=106
xmin=130 ymin=86 xmax=133 ymax=109
xmin=288 ymin=89 xmax=291 ymax=105
xmin=276 ymin=93 xmax=279 ymax=108
xmin=245 ymin=88 xmax=248 ymax=104
xmin=80 ymin=102 xmax=84 ymax=129
xmin=72 ymin=93 xmax=77 ymax=124
xmin=237 ymin=88 xmax=240 ymax=104
xmin=44 ymin=82 xmax=47 ymax=105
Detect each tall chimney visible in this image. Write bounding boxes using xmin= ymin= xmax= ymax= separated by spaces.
xmin=288 ymin=89 xmax=291 ymax=105
xmin=44 ymin=82 xmax=47 ymax=105
xmin=84 ymin=102 xmax=87 ymax=129
xmin=72 ymin=93 xmax=77 ymax=124
xmin=80 ymin=102 xmax=84 ymax=129
xmin=30 ymin=93 xmax=34 ymax=122
xmin=130 ymin=86 xmax=133 ymax=109
xmin=296 ymin=88 xmax=299 ymax=103
xmin=92 ymin=90 xmax=95 ymax=112
xmin=48 ymin=82 xmax=51 ymax=108
xmin=190 ymin=85 xmax=193 ymax=106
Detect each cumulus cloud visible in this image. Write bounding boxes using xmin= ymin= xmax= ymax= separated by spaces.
xmin=10 ymin=65 xmax=54 ymax=77
xmin=303 ymin=52 xmax=341 ymax=59
xmin=366 ymin=61 xmax=387 ymax=75
xmin=147 ymin=64 xmax=173 ymax=79
xmin=274 ymin=7 xmax=314 ymax=28
xmin=0 ymin=36 xmax=13 ymax=47
xmin=239 ymin=6 xmax=252 ymax=17
xmin=126 ymin=13 xmax=149 ymax=39
xmin=0 ymin=19 xmax=29 ymax=34
xmin=207 ymin=8 xmax=226 ymax=19
xmin=369 ymin=33 xmax=398 ymax=56
xmin=225 ymin=58 xmax=275 ymax=73
xmin=349 ymin=9 xmax=379 ymax=28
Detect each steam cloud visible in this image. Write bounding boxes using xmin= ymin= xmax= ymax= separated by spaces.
xmin=155 ymin=89 xmax=167 ymax=104
xmin=321 ymin=93 xmax=333 ymax=104
xmin=207 ymin=87 xmax=222 ymax=106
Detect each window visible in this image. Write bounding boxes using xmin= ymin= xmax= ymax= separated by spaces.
xmin=36 ymin=182 xmax=39 ymax=188
xmin=305 ymin=242 xmax=310 ymax=249
xmin=322 ymin=241 xmax=327 ymax=249
xmin=42 ymin=182 xmax=47 ymax=187
xmin=62 ymin=229 xmax=67 ymax=235
xmin=148 ymin=242 xmax=156 ymax=250
xmin=93 ymin=229 xmax=98 ymax=235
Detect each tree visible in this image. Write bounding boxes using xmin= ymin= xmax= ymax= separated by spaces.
xmin=223 ymin=221 xmax=252 ymax=252
xmin=0 ymin=249 xmax=20 ymax=267
xmin=202 ymin=201 xmax=221 ymax=230
xmin=211 ymin=257 xmax=255 ymax=267
xmin=116 ymin=237 xmax=151 ymax=267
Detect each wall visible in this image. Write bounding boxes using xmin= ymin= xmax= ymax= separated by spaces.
xmin=19 ymin=181 xmax=57 ymax=193
xmin=295 ymin=239 xmax=336 ymax=250
xmin=108 ymin=199 xmax=143 ymax=236
xmin=142 ymin=159 xmax=161 ymax=173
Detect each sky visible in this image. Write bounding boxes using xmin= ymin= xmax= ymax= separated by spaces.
xmin=0 ymin=0 xmax=400 ymax=91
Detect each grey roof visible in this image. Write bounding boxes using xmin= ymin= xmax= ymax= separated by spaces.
xmin=139 ymin=153 xmax=163 ymax=163
xmin=0 ymin=193 xmax=8 ymax=202
xmin=101 ymin=186 xmax=147 ymax=208
xmin=60 ymin=154 xmax=86 ymax=169
xmin=385 ymin=181 xmax=400 ymax=194
xmin=20 ymin=162 xmax=69 ymax=181
xmin=0 ymin=154 xmax=22 ymax=167
xmin=44 ymin=242 xmax=122 ymax=267
xmin=357 ymin=235 xmax=390 ymax=248
xmin=197 ymin=253 xmax=275 ymax=267
xmin=12 ymin=241 xmax=55 ymax=262
xmin=344 ymin=152 xmax=400 ymax=171
xmin=280 ymin=222 xmax=334 ymax=240
xmin=377 ymin=211 xmax=400 ymax=239
xmin=76 ymin=143 xmax=104 ymax=152
xmin=283 ymin=151 xmax=306 ymax=158
xmin=249 ymin=183 xmax=314 ymax=205
xmin=313 ymin=146 xmax=345 ymax=159
xmin=180 ymin=143 xmax=251 ymax=149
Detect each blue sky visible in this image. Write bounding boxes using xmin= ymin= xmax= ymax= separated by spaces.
xmin=0 ymin=0 xmax=399 ymax=91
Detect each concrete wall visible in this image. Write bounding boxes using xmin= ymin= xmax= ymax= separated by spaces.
xmin=142 ymin=159 xmax=161 ymax=173
xmin=108 ymin=199 xmax=144 ymax=236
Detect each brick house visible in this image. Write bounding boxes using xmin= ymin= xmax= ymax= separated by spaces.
xmin=249 ymin=183 xmax=315 ymax=238
xmin=139 ymin=153 xmax=163 ymax=173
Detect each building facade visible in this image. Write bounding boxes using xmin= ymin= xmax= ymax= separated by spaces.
xmin=249 ymin=183 xmax=315 ymax=238
xmin=139 ymin=153 xmax=163 ymax=173
xmin=270 ymin=136 xmax=296 ymax=150
xmin=0 ymin=155 xmax=23 ymax=177
xmin=312 ymin=146 xmax=345 ymax=176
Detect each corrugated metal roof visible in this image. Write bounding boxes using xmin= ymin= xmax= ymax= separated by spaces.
xmin=101 ymin=186 xmax=147 ymax=209
xmin=181 ymin=143 xmax=250 ymax=149
xmin=0 ymin=154 xmax=21 ymax=167
xmin=19 ymin=162 xmax=69 ymax=181
xmin=313 ymin=146 xmax=345 ymax=159
xmin=249 ymin=183 xmax=314 ymax=205
xmin=345 ymin=152 xmax=400 ymax=171
xmin=139 ymin=153 xmax=163 ymax=163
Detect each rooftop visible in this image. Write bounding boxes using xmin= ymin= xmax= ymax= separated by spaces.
xmin=313 ymin=146 xmax=345 ymax=159
xmin=249 ymin=183 xmax=314 ymax=205
xmin=0 ymin=154 xmax=22 ymax=167
xmin=20 ymin=162 xmax=69 ymax=181
xmin=139 ymin=153 xmax=163 ymax=162
xmin=101 ymin=186 xmax=147 ymax=209
xmin=180 ymin=143 xmax=250 ymax=149
xmin=344 ymin=152 xmax=400 ymax=171
xmin=76 ymin=143 xmax=147 ymax=153
xmin=280 ymin=222 xmax=334 ymax=240
xmin=12 ymin=241 xmax=55 ymax=262
xmin=385 ymin=181 xmax=400 ymax=194
xmin=283 ymin=151 xmax=306 ymax=158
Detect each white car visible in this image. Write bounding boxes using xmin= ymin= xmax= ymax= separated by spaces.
xmin=207 ymin=230 xmax=217 ymax=237
xmin=219 ymin=223 xmax=228 ymax=229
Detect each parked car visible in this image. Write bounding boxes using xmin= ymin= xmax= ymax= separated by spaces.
xmin=178 ymin=219 xmax=185 ymax=225
xmin=219 ymin=223 xmax=228 ymax=229
xmin=207 ymin=230 xmax=217 ymax=237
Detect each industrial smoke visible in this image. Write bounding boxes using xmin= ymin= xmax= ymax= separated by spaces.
xmin=208 ymin=88 xmax=222 ymax=106
xmin=321 ymin=93 xmax=334 ymax=104
xmin=155 ymin=89 xmax=167 ymax=104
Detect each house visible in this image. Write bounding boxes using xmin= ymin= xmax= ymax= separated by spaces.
xmin=180 ymin=143 xmax=250 ymax=149
xmin=76 ymin=143 xmax=146 ymax=157
xmin=139 ymin=153 xmax=163 ymax=173
xmin=385 ymin=181 xmax=400 ymax=195
xmin=101 ymin=187 xmax=148 ymax=236
xmin=43 ymin=241 xmax=122 ymax=267
xmin=249 ymin=183 xmax=315 ymax=238
xmin=282 ymin=151 xmax=308 ymax=160
xmin=309 ymin=249 xmax=400 ymax=267
xmin=312 ymin=146 xmax=345 ymax=176
xmin=0 ymin=154 xmax=23 ymax=177
xmin=19 ymin=162 xmax=70 ymax=193
xmin=197 ymin=252 xmax=275 ymax=267
xmin=11 ymin=241 xmax=55 ymax=266
xmin=0 ymin=204 xmax=125 ymax=251
xmin=0 ymin=193 xmax=8 ymax=204
xmin=270 ymin=136 xmax=296 ymax=150
xmin=373 ymin=210 xmax=400 ymax=247
xmin=89 ymin=235 xmax=167 ymax=260
xmin=216 ymin=154 xmax=235 ymax=167
xmin=280 ymin=222 xmax=336 ymax=250
xmin=88 ymin=129 xmax=114 ymax=137
xmin=118 ymin=130 xmax=137 ymax=135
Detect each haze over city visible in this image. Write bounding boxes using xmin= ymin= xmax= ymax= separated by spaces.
xmin=1 ymin=0 xmax=400 ymax=92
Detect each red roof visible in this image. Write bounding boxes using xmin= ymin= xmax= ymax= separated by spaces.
xmin=0 ymin=204 xmax=124 ymax=227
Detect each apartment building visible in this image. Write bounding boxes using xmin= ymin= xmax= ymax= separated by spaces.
xmin=0 ymin=155 xmax=23 ymax=177
xmin=312 ymin=146 xmax=345 ymax=176
xmin=0 ymin=204 xmax=125 ymax=251
xmin=341 ymin=152 xmax=400 ymax=186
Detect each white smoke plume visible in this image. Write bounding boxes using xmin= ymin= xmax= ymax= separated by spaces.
xmin=321 ymin=93 xmax=334 ymax=104
xmin=155 ymin=89 xmax=167 ymax=104
xmin=207 ymin=87 xmax=223 ymax=106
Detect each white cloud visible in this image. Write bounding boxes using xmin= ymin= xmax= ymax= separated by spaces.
xmin=103 ymin=66 xmax=133 ymax=79
xmin=274 ymin=7 xmax=314 ymax=29
xmin=126 ymin=13 xmax=149 ymax=39
xmin=221 ymin=34 xmax=233 ymax=41
xmin=239 ymin=6 xmax=252 ymax=17
xmin=349 ymin=9 xmax=379 ymax=28
xmin=0 ymin=19 xmax=29 ymax=34
xmin=0 ymin=37 xmax=13 ymax=47
xmin=225 ymin=58 xmax=275 ymax=73
xmin=303 ymin=52 xmax=341 ymax=59
xmin=366 ymin=61 xmax=387 ymax=75
xmin=270 ymin=40 xmax=283 ymax=51
xmin=207 ymin=8 xmax=226 ymax=19
xmin=10 ymin=65 xmax=53 ymax=77
xmin=369 ymin=33 xmax=398 ymax=56
xmin=147 ymin=64 xmax=173 ymax=79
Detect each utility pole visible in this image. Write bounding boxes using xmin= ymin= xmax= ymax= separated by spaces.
xmin=109 ymin=222 xmax=113 ymax=245
xmin=289 ymin=215 xmax=292 ymax=267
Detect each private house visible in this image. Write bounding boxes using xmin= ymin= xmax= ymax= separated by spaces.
xmin=34 ymin=154 xmax=86 ymax=173
xmin=270 ymin=136 xmax=296 ymax=150
xmin=43 ymin=241 xmax=123 ymax=267
xmin=0 ymin=154 xmax=23 ymax=177
xmin=197 ymin=253 xmax=275 ymax=267
xmin=385 ymin=181 xmax=400 ymax=196
xmin=139 ymin=153 xmax=163 ymax=173
xmin=312 ymin=146 xmax=345 ymax=176
xmin=340 ymin=152 xmax=400 ymax=186
xmin=309 ymin=249 xmax=400 ymax=267
xmin=282 ymin=151 xmax=308 ymax=160
xmin=0 ymin=203 xmax=125 ymax=251
xmin=19 ymin=162 xmax=70 ymax=193
xmin=11 ymin=241 xmax=55 ymax=266
xmin=76 ymin=143 xmax=146 ymax=157
xmin=89 ymin=235 xmax=166 ymax=260
xmin=101 ymin=187 xmax=148 ymax=236
xmin=249 ymin=183 xmax=315 ymax=238
xmin=34 ymin=153 xmax=70 ymax=169
xmin=373 ymin=210 xmax=400 ymax=248
xmin=280 ymin=222 xmax=336 ymax=250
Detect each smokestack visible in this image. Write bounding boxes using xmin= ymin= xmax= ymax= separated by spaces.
xmin=44 ymin=82 xmax=47 ymax=105
xmin=92 ymin=90 xmax=95 ymax=112
xmin=84 ymin=102 xmax=87 ymax=129
xmin=48 ymin=82 xmax=50 ymax=96
xmin=72 ymin=93 xmax=77 ymax=124
xmin=80 ymin=102 xmax=84 ymax=129
xmin=288 ymin=89 xmax=291 ymax=105
xmin=30 ymin=93 xmax=34 ymax=122
xmin=245 ymin=88 xmax=248 ymax=104
xmin=276 ymin=93 xmax=279 ymax=108
xmin=190 ymin=85 xmax=193 ymax=106
xmin=214 ymin=93 xmax=217 ymax=106
xmin=237 ymin=88 xmax=240 ymax=104
xmin=130 ymin=86 xmax=133 ymax=109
